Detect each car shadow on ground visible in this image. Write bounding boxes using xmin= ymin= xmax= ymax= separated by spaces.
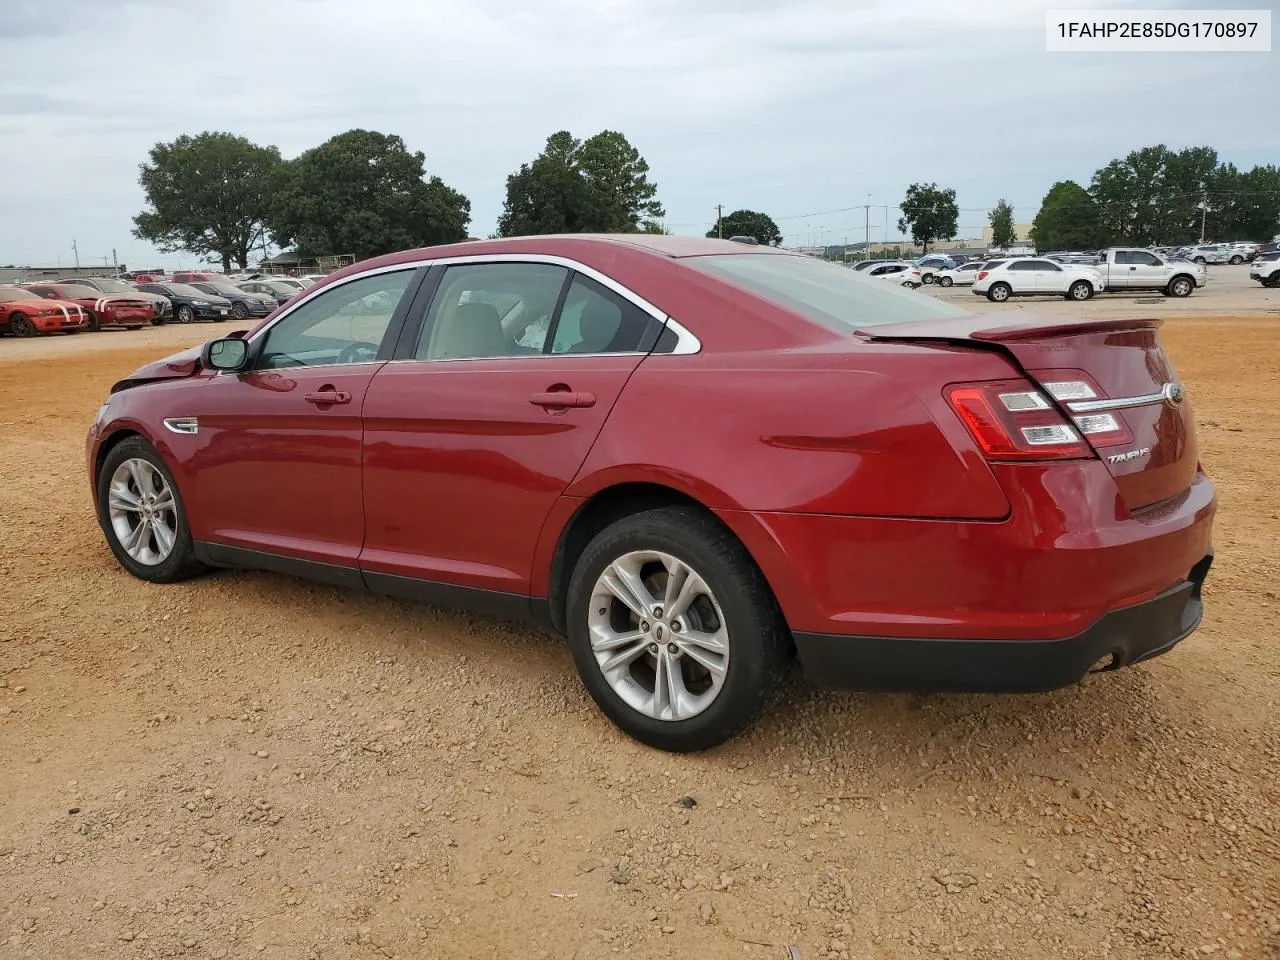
xmin=196 ymin=566 xmax=1182 ymax=785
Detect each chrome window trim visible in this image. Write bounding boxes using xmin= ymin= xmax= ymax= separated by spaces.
xmin=242 ymin=252 xmax=702 ymax=360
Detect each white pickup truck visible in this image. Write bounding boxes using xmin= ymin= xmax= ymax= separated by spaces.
xmin=1092 ymin=248 xmax=1207 ymax=298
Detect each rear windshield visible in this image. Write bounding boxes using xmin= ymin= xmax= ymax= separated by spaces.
xmin=684 ymin=254 xmax=968 ymax=332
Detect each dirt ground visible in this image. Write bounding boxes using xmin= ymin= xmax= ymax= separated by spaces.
xmin=0 ymin=313 xmax=1277 ymax=960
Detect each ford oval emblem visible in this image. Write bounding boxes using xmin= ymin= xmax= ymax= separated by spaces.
xmin=1162 ymin=383 xmax=1185 ymax=406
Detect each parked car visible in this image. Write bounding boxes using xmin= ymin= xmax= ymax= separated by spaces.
xmin=0 ymin=285 xmax=90 ymax=336
xmin=1226 ymin=243 xmax=1257 ymax=263
xmin=1092 ymin=249 xmax=1206 ymax=297
xmin=271 ymin=277 xmax=308 ymax=291
xmin=238 ymin=279 xmax=300 ymax=306
xmin=56 ymin=276 xmax=172 ymax=324
xmin=915 ymin=255 xmax=957 ymax=284
xmin=20 ymin=283 xmax=151 ymax=330
xmin=972 ymin=258 xmax=1105 ymax=302
xmin=1185 ymin=244 xmax=1231 ymax=265
xmin=867 ymin=262 xmax=923 ymax=287
xmin=1248 ymin=250 xmax=1280 ymax=287
xmin=170 ymin=272 xmax=219 ymax=285
xmin=187 ymin=281 xmax=274 ymax=320
xmin=850 ymin=259 xmax=891 ymax=272
xmin=85 ymin=235 xmax=1216 ymax=751
xmin=933 ymin=262 xmax=984 ymax=287
xmin=135 ymin=283 xmax=234 ymax=323
xmin=1248 ymin=241 xmax=1279 ymax=262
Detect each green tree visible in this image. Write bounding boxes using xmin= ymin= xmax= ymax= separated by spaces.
xmin=267 ymin=129 xmax=469 ymax=259
xmin=498 ymin=130 xmax=664 ymax=237
xmin=1208 ymin=163 xmax=1280 ymax=241
xmin=1029 ymin=181 xmax=1105 ymax=251
xmin=132 ymin=132 xmax=281 ymax=271
xmin=706 ymin=209 xmax=783 ymax=246
xmin=988 ymin=199 xmax=1016 ymax=248
xmin=897 ymin=183 xmax=958 ymax=253
xmin=1089 ymin=145 xmax=1219 ymax=245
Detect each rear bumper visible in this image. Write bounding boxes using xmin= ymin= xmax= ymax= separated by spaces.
xmin=793 ymin=553 xmax=1211 ymax=691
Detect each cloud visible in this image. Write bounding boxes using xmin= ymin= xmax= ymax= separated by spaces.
xmin=0 ymin=0 xmax=1274 ymax=263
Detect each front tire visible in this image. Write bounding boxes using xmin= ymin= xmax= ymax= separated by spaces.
xmin=1193 ymin=256 xmax=1206 ymax=264
xmin=175 ymin=305 xmax=195 ymax=324
xmin=1167 ymin=276 xmax=1194 ymax=298
xmin=987 ymin=282 xmax=1011 ymax=303
xmin=8 ymin=313 xmax=36 ymax=337
xmin=231 ymin=302 xmax=248 ymax=320
xmin=565 ymin=507 xmax=790 ymax=752
xmin=96 ymin=437 xmax=206 ymax=583
xmin=939 ymin=276 xmax=953 ymax=287
xmin=1068 ymin=280 xmax=1094 ymax=301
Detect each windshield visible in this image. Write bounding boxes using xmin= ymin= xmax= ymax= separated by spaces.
xmin=163 ymin=284 xmax=208 ymax=298
xmin=685 ymin=254 xmax=969 ymax=332
xmin=51 ymin=285 xmax=96 ymax=298
xmin=264 ymin=281 xmax=297 ymax=294
xmin=93 ymin=279 xmax=136 ymax=293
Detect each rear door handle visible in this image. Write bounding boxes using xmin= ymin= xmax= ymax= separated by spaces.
xmin=305 ymin=390 xmax=352 ymax=405
xmin=529 ymin=391 xmax=596 ymax=409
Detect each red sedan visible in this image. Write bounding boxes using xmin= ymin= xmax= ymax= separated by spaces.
xmin=0 ymin=285 xmax=90 ymax=335
xmin=85 ymin=236 xmax=1215 ymax=751
xmin=23 ymin=284 xmax=153 ymax=331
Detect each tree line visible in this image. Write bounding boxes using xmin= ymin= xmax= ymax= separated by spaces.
xmin=1030 ymin=146 xmax=1280 ymax=250
xmin=134 ymin=133 xmax=1280 ymax=269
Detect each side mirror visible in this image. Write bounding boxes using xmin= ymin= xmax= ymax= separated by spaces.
xmin=202 ymin=337 xmax=249 ymax=371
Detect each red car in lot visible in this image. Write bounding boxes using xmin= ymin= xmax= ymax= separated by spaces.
xmin=0 ymin=285 xmax=90 ymax=335
xmin=24 ymin=283 xmax=153 ymax=331
xmin=86 ymin=236 xmax=1215 ymax=751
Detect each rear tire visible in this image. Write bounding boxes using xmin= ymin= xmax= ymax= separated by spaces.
xmin=1193 ymin=256 xmax=1206 ymax=264
xmin=95 ymin=436 xmax=206 ymax=584
xmin=565 ymin=506 xmax=790 ymax=752
xmin=939 ymin=276 xmax=953 ymax=287
xmin=1229 ymin=254 xmax=1243 ymax=265
xmin=921 ymin=274 xmax=934 ymax=285
xmin=1167 ymin=276 xmax=1194 ymax=298
xmin=987 ymin=282 xmax=1011 ymax=303
xmin=8 ymin=313 xmax=36 ymax=337
xmin=1068 ymin=280 xmax=1093 ymax=301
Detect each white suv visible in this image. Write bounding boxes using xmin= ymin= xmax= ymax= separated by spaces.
xmin=1249 ymin=251 xmax=1280 ymax=287
xmin=971 ymin=258 xmax=1105 ymax=302
xmin=933 ymin=262 xmax=984 ymax=287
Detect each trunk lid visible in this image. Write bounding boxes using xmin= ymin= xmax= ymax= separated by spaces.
xmin=859 ymin=313 xmax=1197 ymax=511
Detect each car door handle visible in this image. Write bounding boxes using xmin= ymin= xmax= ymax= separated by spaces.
xmin=529 ymin=391 xmax=596 ymax=409
xmin=305 ymin=389 xmax=352 ymax=405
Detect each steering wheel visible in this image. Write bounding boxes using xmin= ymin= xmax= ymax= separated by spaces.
xmin=336 ymin=341 xmax=380 ymax=365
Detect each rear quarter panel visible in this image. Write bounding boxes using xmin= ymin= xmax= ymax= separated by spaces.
xmin=567 ymin=341 xmax=1017 ymax=519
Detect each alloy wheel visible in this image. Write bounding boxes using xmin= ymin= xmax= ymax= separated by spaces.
xmin=107 ymin=458 xmax=178 ymax=565
xmin=587 ymin=550 xmax=730 ymax=721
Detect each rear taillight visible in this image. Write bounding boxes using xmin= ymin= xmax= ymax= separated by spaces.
xmin=946 ymin=379 xmax=1093 ymax=461
xmin=977 ymin=271 xmax=989 ymax=281
xmin=1036 ymin=373 xmax=1134 ymax=448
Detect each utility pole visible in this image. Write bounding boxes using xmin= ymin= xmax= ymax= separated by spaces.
xmin=71 ymin=239 xmax=80 ymax=271
xmin=112 ymin=248 xmax=119 ymax=275
xmin=864 ymin=194 xmax=870 ymax=256
xmin=716 ymin=204 xmax=723 ymax=239
xmin=884 ymin=206 xmax=890 ymax=248
xmin=1200 ymin=186 xmax=1207 ymax=243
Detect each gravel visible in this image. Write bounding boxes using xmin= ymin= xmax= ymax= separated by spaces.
xmin=0 ymin=318 xmax=1277 ymax=958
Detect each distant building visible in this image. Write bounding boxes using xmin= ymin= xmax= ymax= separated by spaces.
xmin=0 ymin=264 xmax=129 ymax=284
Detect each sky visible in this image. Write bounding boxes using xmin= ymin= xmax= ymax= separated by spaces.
xmin=0 ymin=0 xmax=1276 ymax=269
